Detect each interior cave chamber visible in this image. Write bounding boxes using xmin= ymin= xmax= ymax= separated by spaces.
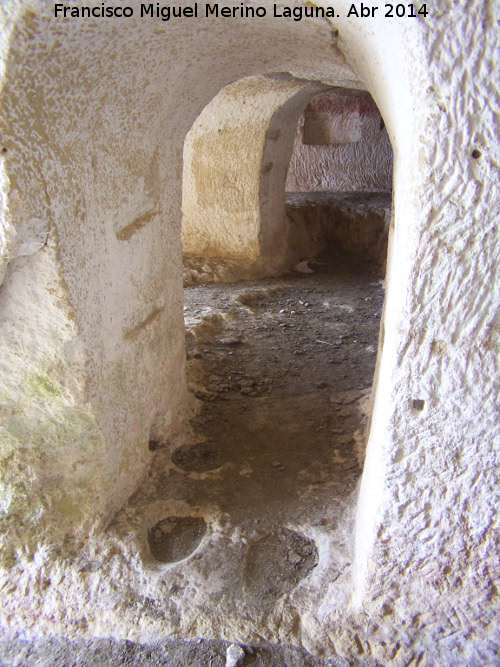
xmin=1 ymin=3 xmax=498 ymax=664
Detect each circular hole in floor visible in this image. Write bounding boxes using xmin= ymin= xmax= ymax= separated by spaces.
xmin=172 ymin=441 xmax=223 ymax=472
xmin=244 ymin=528 xmax=318 ymax=602
xmin=148 ymin=516 xmax=207 ymax=563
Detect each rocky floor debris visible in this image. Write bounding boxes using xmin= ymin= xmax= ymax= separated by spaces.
xmin=0 ymin=636 xmax=376 ymax=666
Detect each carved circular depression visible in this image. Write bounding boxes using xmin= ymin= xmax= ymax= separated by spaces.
xmin=148 ymin=516 xmax=207 ymax=563
xmin=244 ymin=528 xmax=318 ymax=602
xmin=171 ymin=441 xmax=223 ymax=472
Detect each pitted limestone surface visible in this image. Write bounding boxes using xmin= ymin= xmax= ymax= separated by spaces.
xmin=19 ymin=255 xmax=379 ymax=655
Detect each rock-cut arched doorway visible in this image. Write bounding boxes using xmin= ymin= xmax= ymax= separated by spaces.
xmin=166 ymin=75 xmax=394 ymax=611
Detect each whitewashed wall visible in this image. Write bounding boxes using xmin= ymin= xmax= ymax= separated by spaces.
xmin=0 ymin=1 xmax=498 ymax=663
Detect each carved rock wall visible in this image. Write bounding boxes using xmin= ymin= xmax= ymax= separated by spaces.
xmin=286 ymin=89 xmax=393 ymax=193
xmin=0 ymin=1 xmax=498 ymax=664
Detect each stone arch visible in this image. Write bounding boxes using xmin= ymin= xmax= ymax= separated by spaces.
xmin=182 ymin=74 xmax=328 ymax=279
xmin=181 ymin=76 xmax=393 ymax=280
xmin=3 ymin=4 xmax=399 ymax=545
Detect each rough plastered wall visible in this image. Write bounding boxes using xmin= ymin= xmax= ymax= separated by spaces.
xmin=351 ymin=2 xmax=500 ymax=663
xmin=286 ymin=89 xmax=393 ymax=192
xmin=0 ymin=1 xmax=498 ymax=665
xmin=182 ymin=75 xmax=327 ymax=278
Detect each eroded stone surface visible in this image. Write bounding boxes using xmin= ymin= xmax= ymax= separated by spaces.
xmin=0 ymin=258 xmax=381 ymax=661
xmin=0 ymin=2 xmax=498 ymax=665
xmin=286 ymin=90 xmax=393 ymax=193
xmin=286 ymin=192 xmax=391 ymax=265
xmin=182 ymin=75 xmax=327 ymax=276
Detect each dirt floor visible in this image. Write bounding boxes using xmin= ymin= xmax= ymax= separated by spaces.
xmin=0 ymin=636 xmax=371 ymax=666
xmin=179 ymin=250 xmax=383 ymax=544
xmin=0 ymin=251 xmax=386 ymax=667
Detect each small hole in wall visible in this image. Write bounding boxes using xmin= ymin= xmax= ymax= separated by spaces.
xmin=149 ymin=440 xmax=162 ymax=451
xmin=471 ymin=149 xmax=481 ymax=159
xmin=1 ymin=147 xmax=7 ymax=154
xmin=412 ymin=399 xmax=425 ymax=411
